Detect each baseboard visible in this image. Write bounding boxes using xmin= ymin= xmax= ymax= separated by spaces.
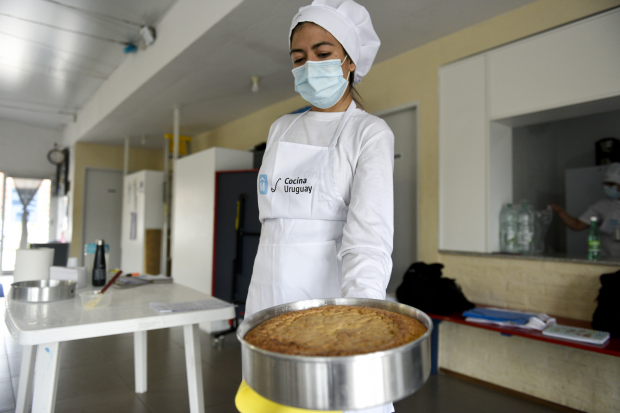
xmin=439 ymin=368 xmax=585 ymax=413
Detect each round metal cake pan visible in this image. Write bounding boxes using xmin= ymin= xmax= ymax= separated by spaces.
xmin=10 ymin=280 xmax=76 ymax=303
xmin=237 ymin=297 xmax=432 ymax=411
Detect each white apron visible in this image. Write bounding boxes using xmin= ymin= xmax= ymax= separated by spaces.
xmin=244 ymin=101 xmax=394 ymax=413
xmin=245 ymin=102 xmax=354 ymax=318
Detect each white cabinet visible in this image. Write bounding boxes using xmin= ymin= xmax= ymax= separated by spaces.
xmin=121 ymin=170 xmax=164 ymax=274
xmin=488 ymin=10 xmax=620 ymax=120
xmin=171 ymin=147 xmax=252 ymax=296
xmin=438 ymin=8 xmax=620 ymax=253
xmin=438 ymin=55 xmax=488 ymax=252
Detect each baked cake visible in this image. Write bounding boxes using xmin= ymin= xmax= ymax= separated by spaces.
xmin=244 ymin=305 xmax=426 ymax=356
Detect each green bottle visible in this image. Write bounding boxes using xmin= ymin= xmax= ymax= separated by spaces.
xmin=588 ymin=216 xmax=600 ymax=261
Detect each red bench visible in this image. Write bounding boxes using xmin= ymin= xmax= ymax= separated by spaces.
xmin=426 ymin=305 xmax=620 ymax=374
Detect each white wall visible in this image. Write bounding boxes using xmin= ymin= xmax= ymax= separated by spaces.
xmin=555 ymin=110 xmax=620 ymax=188
xmin=512 ymin=125 xmax=560 ymax=211
xmin=379 ymin=106 xmax=418 ymax=292
xmin=0 ymin=119 xmax=60 ymax=177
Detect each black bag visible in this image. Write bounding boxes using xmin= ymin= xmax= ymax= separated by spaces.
xmin=592 ymin=270 xmax=620 ymax=338
xmin=396 ymin=262 xmax=475 ymax=315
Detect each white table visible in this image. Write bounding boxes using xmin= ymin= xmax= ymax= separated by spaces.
xmin=4 ymin=283 xmax=235 ymax=413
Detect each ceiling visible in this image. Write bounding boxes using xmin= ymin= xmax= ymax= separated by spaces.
xmin=0 ymin=0 xmax=538 ymax=148
xmin=0 ymin=0 xmax=176 ymax=130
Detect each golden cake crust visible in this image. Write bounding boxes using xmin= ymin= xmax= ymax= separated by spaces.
xmin=244 ymin=305 xmax=426 ymax=356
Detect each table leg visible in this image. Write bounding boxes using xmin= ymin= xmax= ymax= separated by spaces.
xmin=134 ymin=331 xmax=148 ymax=393
xmin=32 ymin=342 xmax=62 ymax=413
xmin=15 ymin=345 xmax=35 ymax=413
xmin=183 ymin=324 xmax=205 ymax=413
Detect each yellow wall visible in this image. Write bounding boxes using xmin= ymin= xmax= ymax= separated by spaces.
xmin=194 ymin=0 xmax=620 ymax=409
xmin=69 ymin=142 xmax=164 ymax=259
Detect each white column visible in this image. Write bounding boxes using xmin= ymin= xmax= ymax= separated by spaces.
xmin=161 ymin=141 xmax=170 ymax=275
xmin=184 ymin=324 xmax=205 ymax=413
xmin=170 ymin=104 xmax=180 ymax=262
xmin=15 ymin=345 xmax=36 ymax=413
xmin=124 ymin=137 xmax=130 ymax=176
xmin=32 ymin=342 xmax=62 ymax=413
xmin=134 ymin=331 xmax=148 ymax=393
xmin=173 ymin=105 xmax=180 ymax=161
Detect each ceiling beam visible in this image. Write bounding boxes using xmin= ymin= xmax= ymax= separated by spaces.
xmin=61 ymin=0 xmax=245 ymax=147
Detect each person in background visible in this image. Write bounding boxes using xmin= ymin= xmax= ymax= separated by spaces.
xmin=552 ymin=163 xmax=620 ymax=258
xmin=236 ymin=1 xmax=395 ymax=412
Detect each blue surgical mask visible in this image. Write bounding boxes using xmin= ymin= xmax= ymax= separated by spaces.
xmin=604 ymin=184 xmax=620 ymax=200
xmin=292 ymin=56 xmax=350 ymax=109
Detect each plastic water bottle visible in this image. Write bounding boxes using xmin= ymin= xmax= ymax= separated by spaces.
xmin=500 ymin=204 xmax=519 ymax=253
xmin=92 ymin=239 xmax=107 ymax=287
xmin=588 ymin=216 xmax=601 ymax=261
xmin=517 ymin=202 xmax=534 ymax=254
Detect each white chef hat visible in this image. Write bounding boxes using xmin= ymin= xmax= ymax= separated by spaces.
xmin=289 ymin=0 xmax=380 ymax=85
xmin=604 ymin=163 xmax=620 ymax=185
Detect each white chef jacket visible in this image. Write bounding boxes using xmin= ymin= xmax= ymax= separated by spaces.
xmin=579 ymin=198 xmax=620 ymax=257
xmin=264 ymin=107 xmax=395 ymax=301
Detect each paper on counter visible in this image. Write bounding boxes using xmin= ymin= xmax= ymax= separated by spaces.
xmin=149 ymin=298 xmax=234 ymax=313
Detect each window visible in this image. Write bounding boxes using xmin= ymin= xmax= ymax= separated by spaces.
xmin=1 ymin=177 xmax=51 ymax=272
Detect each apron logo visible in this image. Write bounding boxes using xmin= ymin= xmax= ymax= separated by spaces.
xmin=259 ymin=175 xmax=268 ymax=195
xmin=271 ymin=178 xmax=281 ymax=192
xmin=284 ymin=177 xmax=312 ymax=194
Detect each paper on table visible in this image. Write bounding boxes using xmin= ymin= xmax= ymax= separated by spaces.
xmin=149 ymin=298 xmax=234 ymax=313
xmin=115 ymin=274 xmax=173 ymax=288
xmin=464 ymin=307 xmax=556 ymax=331
xmin=138 ymin=274 xmax=172 ymax=281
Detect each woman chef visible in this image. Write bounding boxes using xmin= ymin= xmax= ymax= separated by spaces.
xmin=552 ymin=163 xmax=620 ymax=257
xmin=236 ymin=1 xmax=395 ymax=413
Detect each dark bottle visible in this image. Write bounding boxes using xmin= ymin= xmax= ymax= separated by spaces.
xmin=92 ymin=239 xmax=107 ymax=287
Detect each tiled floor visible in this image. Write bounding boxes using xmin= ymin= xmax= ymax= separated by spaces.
xmin=0 ymin=276 xmax=564 ymax=413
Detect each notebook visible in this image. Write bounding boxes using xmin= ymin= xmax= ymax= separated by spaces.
xmin=542 ymin=324 xmax=610 ymax=345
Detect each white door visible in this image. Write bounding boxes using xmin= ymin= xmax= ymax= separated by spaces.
xmin=83 ymin=169 xmax=123 ymax=269
xmin=380 ymin=107 xmax=418 ymax=292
